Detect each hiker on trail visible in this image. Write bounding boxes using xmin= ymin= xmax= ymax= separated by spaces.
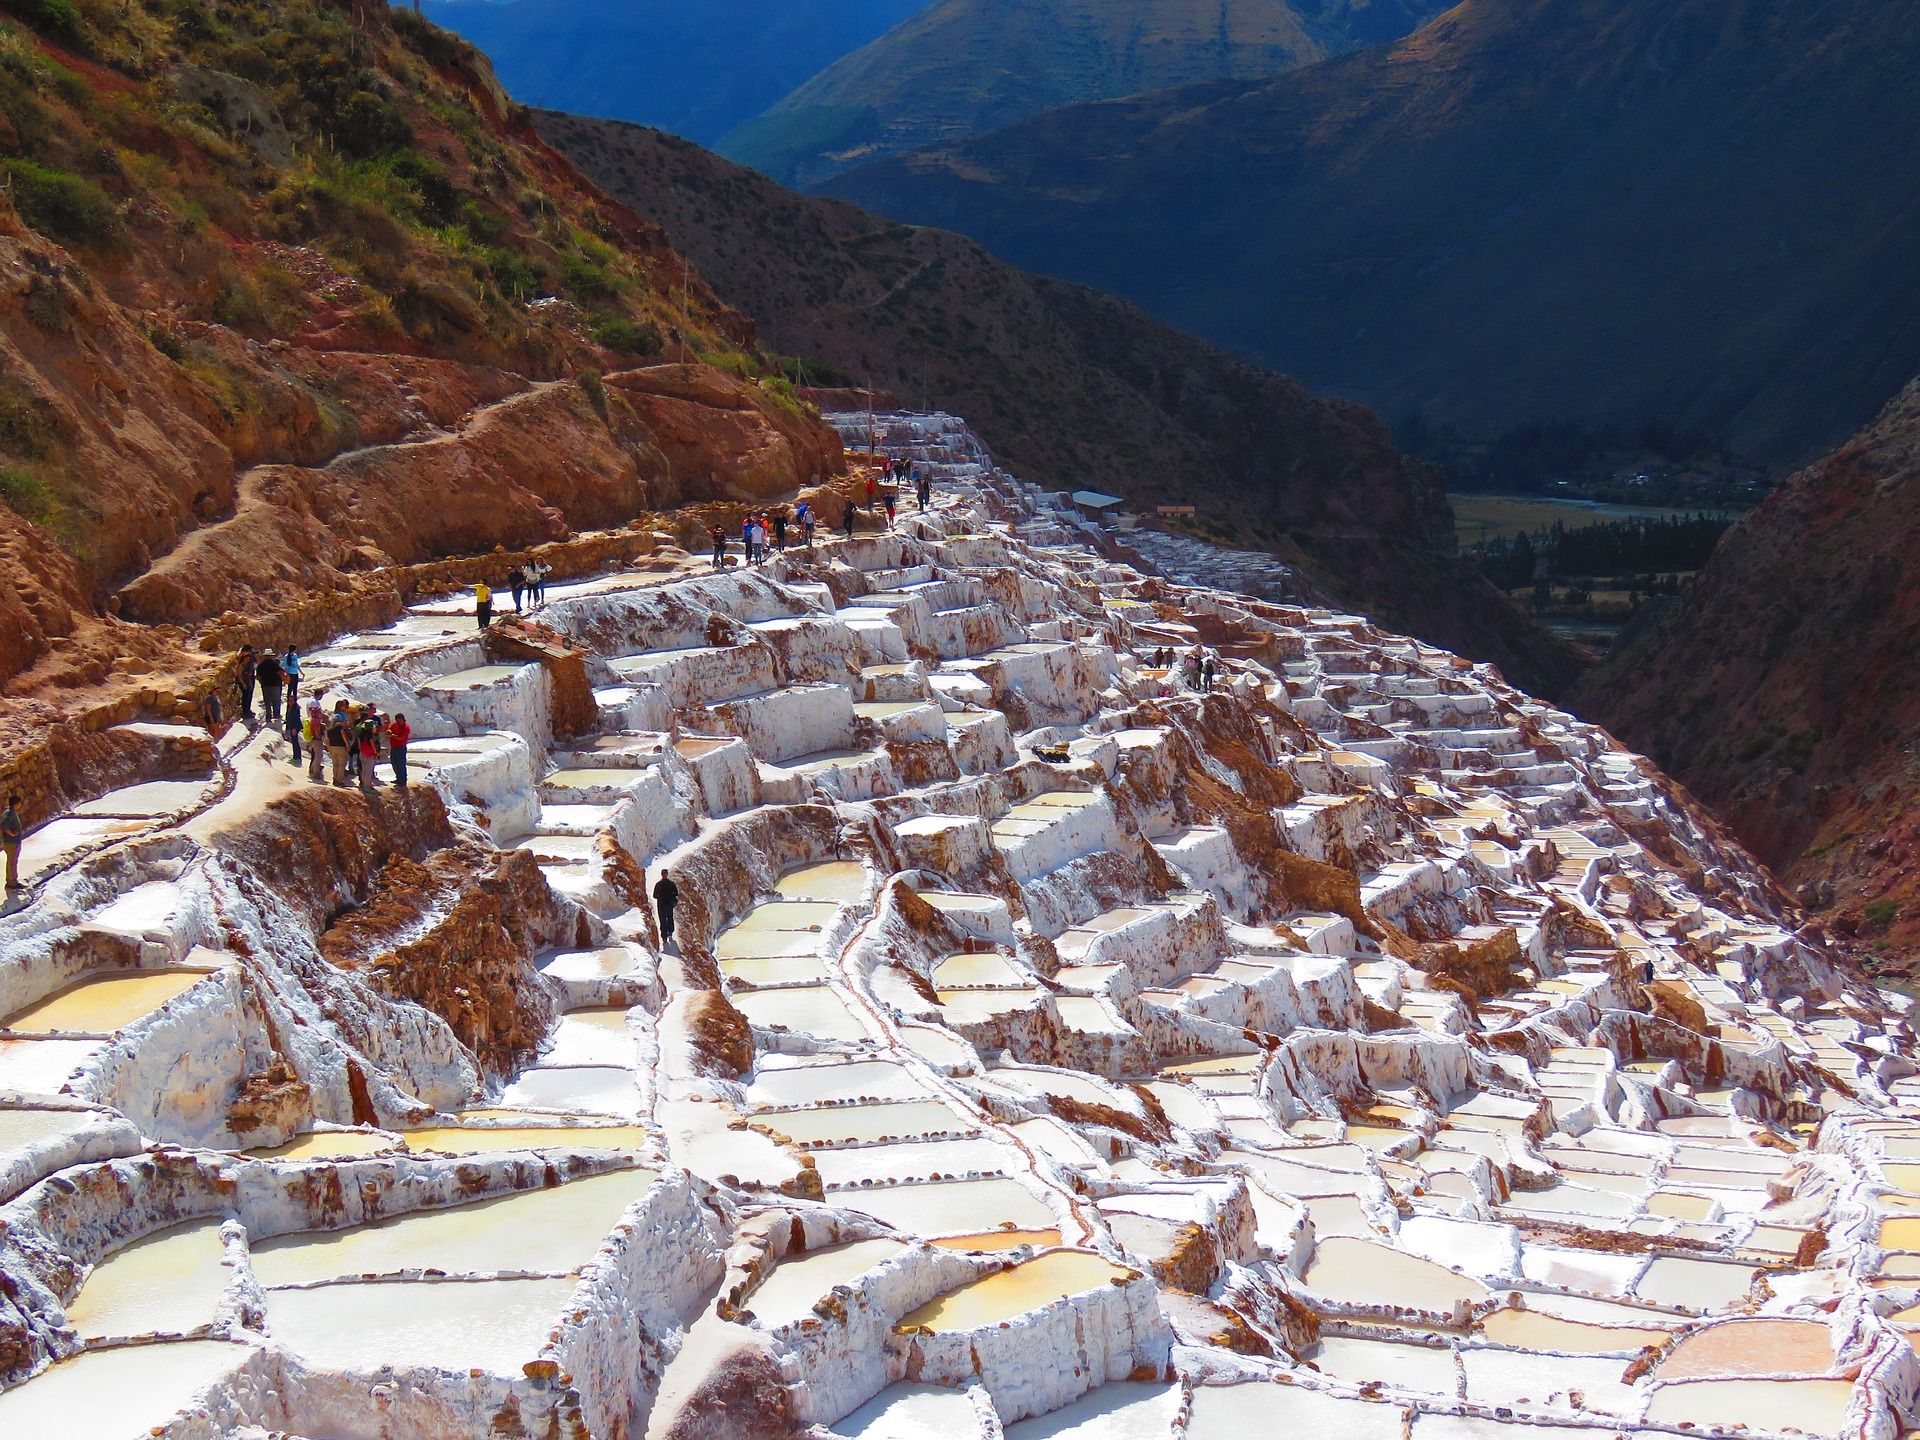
xmin=386 ymin=712 xmax=411 ymax=789
xmin=282 ymin=647 xmax=301 ymax=720
xmin=653 ymin=869 xmax=679 ymax=944
xmin=341 ymin=704 xmax=363 ymax=783
xmin=865 ymin=474 xmax=877 ymax=507
xmin=742 ymin=515 xmax=756 ymax=564
xmin=356 ymin=705 xmax=382 ymax=790
xmin=884 ymin=491 xmax=896 ymax=527
xmin=710 ymin=527 xmax=727 ymax=569
xmin=532 ymin=559 xmax=549 ymax=602
xmin=1201 ymin=654 xmax=1216 ymax=692
xmin=2 ymin=793 xmax=23 ymax=890
xmin=236 ymin=645 xmax=258 ymax=723
xmin=842 ymin=501 xmax=857 ymax=538
xmin=800 ymin=504 xmax=816 ymax=547
xmin=324 ymin=707 xmax=352 ymax=787
xmin=287 ymin=690 xmax=303 ymax=767
xmin=474 ymin=582 xmax=492 ymax=630
xmin=772 ymin=511 xmax=787 ymax=550
xmin=257 ymin=648 xmax=284 ymax=726
xmin=1183 ymin=652 xmax=1201 ymax=689
xmin=304 ymin=701 xmax=325 ymax=781
xmin=508 ymin=565 xmax=526 ymax=613
xmin=201 ymin=690 xmax=223 ymax=735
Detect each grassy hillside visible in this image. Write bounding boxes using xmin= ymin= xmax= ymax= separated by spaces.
xmin=543 ymin=109 xmax=1588 ymax=699
xmin=720 ymin=0 xmax=1449 ymax=189
xmin=0 ymin=0 xmax=843 ymax=750
xmin=823 ymin=0 xmax=1920 ymax=468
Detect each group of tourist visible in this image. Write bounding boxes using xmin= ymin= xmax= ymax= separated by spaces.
xmin=708 ymin=504 xmax=825 ymax=570
xmin=208 ymin=644 xmax=413 ymax=793
xmin=506 ymin=559 xmax=550 ymax=613
xmin=299 ymin=698 xmax=412 ymax=791
xmin=1143 ymin=645 xmax=1223 ymax=692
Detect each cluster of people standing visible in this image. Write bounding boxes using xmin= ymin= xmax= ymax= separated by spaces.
xmin=1143 ymin=646 xmax=1222 ymax=692
xmin=216 ymin=644 xmax=411 ymax=792
xmin=711 ymin=506 xmax=817 ymax=569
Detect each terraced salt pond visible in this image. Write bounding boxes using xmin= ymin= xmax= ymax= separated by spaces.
xmin=396 ymin=1123 xmax=650 ymax=1155
xmin=895 ymin=1250 xmax=1129 ymax=1332
xmin=840 ymin=1176 xmax=1058 ymax=1236
xmin=265 ymin=1275 xmax=581 ymax=1374
xmin=746 ymin=1238 xmax=907 ymax=1327
xmin=0 ymin=1340 xmax=254 ymax=1434
xmin=64 ymin=1218 xmax=230 ymax=1340
xmin=248 ymin=1168 xmax=656 ymax=1285
xmin=2 ymin=970 xmax=207 ymax=1034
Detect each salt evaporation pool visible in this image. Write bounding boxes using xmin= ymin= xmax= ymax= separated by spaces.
xmin=0 ymin=407 xmax=1911 ymax=1440
xmin=0 ymin=1340 xmax=253 ymax=1435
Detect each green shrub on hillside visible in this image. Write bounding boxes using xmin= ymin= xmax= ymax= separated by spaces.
xmin=589 ymin=313 xmax=661 ymax=357
xmin=0 ymin=0 xmax=82 ymax=45
xmin=4 ymin=158 xmax=118 ymax=242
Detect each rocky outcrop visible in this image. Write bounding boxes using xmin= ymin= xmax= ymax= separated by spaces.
xmin=1575 ymin=375 xmax=1920 ymax=967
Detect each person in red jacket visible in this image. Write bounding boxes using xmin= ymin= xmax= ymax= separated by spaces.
xmin=386 ymin=712 xmax=411 ymax=789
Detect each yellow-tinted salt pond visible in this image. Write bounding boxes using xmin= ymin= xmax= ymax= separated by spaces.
xmin=1304 ymin=1236 xmax=1488 ymax=1312
xmin=249 ymin=1168 xmax=656 ymax=1285
xmin=1657 ymin=1318 xmax=1833 ymax=1378
xmin=937 ymin=988 xmax=1041 ymax=1022
xmin=754 ymin=1100 xmax=973 ymax=1145
xmin=65 ymin=1219 xmax=229 ymax=1340
xmin=1879 ymin=1214 xmax=1920 ymax=1249
xmin=1479 ymin=1305 xmax=1670 ymax=1353
xmin=744 ymin=1238 xmax=906 ymax=1327
xmin=731 ymin=900 xmax=841 ymax=931
xmin=399 ymin=1124 xmax=650 ymax=1155
xmin=721 ymin=954 xmax=835 ymax=986
xmin=929 ymin=1228 xmax=1061 ymax=1252
xmin=0 ymin=1339 xmax=252 ymax=1435
xmin=841 ymin=1176 xmax=1057 ymax=1236
xmin=898 ymin=1023 xmax=974 ymax=1067
xmin=1646 ymin=1377 xmax=1855 ymax=1435
xmin=732 ymin=986 xmax=869 ymax=1041
xmin=3 ymin=970 xmax=206 ymax=1034
xmin=0 ymin=1105 xmax=95 ymax=1152
xmin=266 ymin=1275 xmax=578 ymax=1375
xmin=246 ymin=1128 xmax=396 ymax=1161
xmin=896 ymin=1250 xmax=1130 ymax=1332
xmin=776 ymin=861 xmax=868 ymax=901
xmin=930 ymin=952 xmax=1026 ymax=987
xmin=717 ymin=928 xmax=825 ymax=959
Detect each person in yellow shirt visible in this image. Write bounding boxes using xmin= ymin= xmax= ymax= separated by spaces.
xmin=475 ymin=581 xmax=492 ymax=630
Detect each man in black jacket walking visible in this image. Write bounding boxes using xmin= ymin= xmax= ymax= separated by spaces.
xmin=653 ymin=870 xmax=680 ymax=945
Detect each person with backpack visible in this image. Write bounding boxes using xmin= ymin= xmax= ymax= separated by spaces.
xmin=282 ymin=647 xmax=301 ymax=721
xmin=508 ymin=564 xmax=526 ymax=614
xmin=1 ymin=793 xmax=23 ymax=890
xmin=236 ymin=645 xmax=258 ymax=723
xmin=386 ymin=712 xmax=412 ymax=789
xmin=801 ymin=504 xmax=816 ymax=547
xmin=257 ymin=647 xmax=284 ymax=726
xmin=324 ymin=707 xmax=352 ymax=786
xmin=304 ymin=701 xmax=325 ymax=781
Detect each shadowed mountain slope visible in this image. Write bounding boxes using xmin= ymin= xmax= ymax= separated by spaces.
xmin=822 ymin=0 xmax=1920 ymax=467
xmin=1575 ymin=376 xmax=1920 ymax=968
xmin=543 ymin=110 xmax=1586 ymax=698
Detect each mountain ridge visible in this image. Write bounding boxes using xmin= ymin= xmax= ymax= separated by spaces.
xmin=821 ymin=0 xmax=1920 ymax=468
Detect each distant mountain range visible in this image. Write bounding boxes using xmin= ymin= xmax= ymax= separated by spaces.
xmin=718 ymin=0 xmax=1451 ymax=188
xmin=822 ymin=0 xmax=1920 ymax=467
xmin=417 ymin=0 xmax=928 ymax=144
xmin=540 ymin=110 xmax=1587 ymax=699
